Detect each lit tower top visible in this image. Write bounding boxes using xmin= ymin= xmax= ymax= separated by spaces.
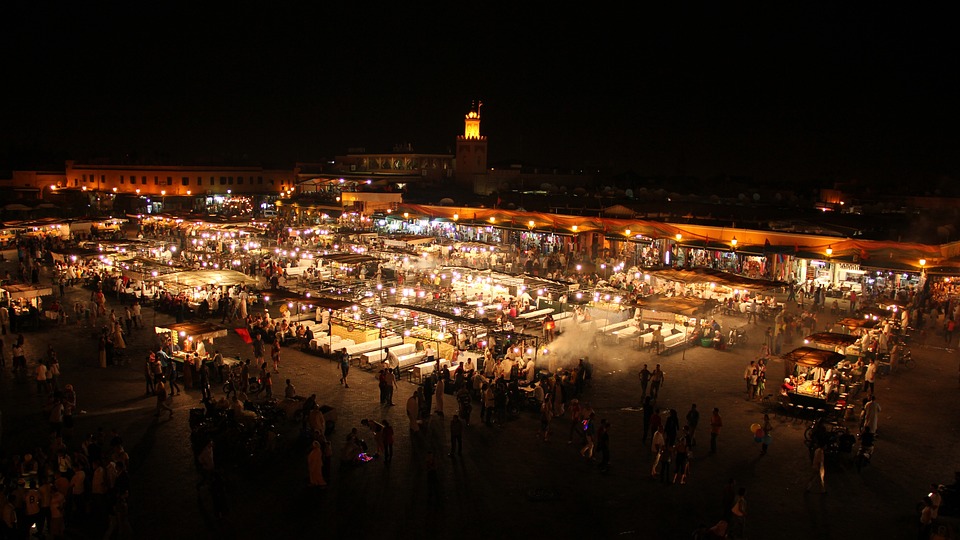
xmin=462 ymin=100 xmax=485 ymax=140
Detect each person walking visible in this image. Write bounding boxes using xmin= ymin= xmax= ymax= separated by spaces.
xmin=650 ymin=425 xmax=665 ymax=479
xmin=154 ymin=379 xmax=173 ymax=419
xmin=807 ymin=444 xmax=826 ymax=493
xmin=863 ymin=358 xmax=877 ymax=396
xmin=448 ymin=413 xmax=463 ymax=457
xmin=650 ymin=364 xmax=664 ymax=399
xmin=638 ymin=364 xmax=651 ymax=399
xmin=673 ymin=428 xmax=689 ymax=484
xmin=685 ymin=404 xmax=700 ymax=448
xmin=709 ymin=408 xmax=722 ymax=454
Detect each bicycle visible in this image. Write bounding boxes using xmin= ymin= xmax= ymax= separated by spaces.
xmin=900 ymin=348 xmax=916 ymax=370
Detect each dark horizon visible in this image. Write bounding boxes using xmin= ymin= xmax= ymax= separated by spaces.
xmin=3 ymin=6 xmax=958 ymax=188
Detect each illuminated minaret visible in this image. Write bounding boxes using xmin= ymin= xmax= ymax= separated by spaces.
xmin=456 ymin=100 xmax=488 ymax=181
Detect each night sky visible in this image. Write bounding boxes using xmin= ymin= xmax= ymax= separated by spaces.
xmin=3 ymin=5 xmax=957 ymax=186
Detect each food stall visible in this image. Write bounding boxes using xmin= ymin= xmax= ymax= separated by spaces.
xmin=154 ymin=322 xmax=228 ymax=367
xmin=779 ymin=347 xmax=846 ymax=416
xmin=0 ymin=284 xmax=53 ymax=331
xmin=802 ymin=332 xmax=865 ymax=391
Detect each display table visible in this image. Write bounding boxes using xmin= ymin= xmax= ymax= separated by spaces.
xmin=517 ymin=308 xmax=554 ymax=320
xmin=413 ymin=360 xmax=441 ymax=383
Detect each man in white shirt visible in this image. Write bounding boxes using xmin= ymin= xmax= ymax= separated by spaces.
xmin=384 ymin=348 xmax=400 ymax=379
xmin=863 ymin=359 xmax=877 ymax=395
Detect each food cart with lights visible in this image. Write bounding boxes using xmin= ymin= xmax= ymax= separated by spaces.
xmin=0 ymin=284 xmax=54 ymax=331
xmin=155 ymin=322 xmax=229 ymax=371
xmin=779 ymin=346 xmax=847 ymax=418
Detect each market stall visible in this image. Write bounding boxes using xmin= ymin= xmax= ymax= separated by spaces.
xmin=779 ymin=347 xmax=847 ymax=416
xmin=154 ymin=322 xmax=228 ymax=368
xmin=0 ymin=284 xmax=54 ymax=331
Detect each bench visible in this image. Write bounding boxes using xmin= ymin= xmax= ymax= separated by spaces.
xmin=599 ymin=319 xmax=633 ymax=334
xmin=397 ymin=351 xmax=427 ymax=370
xmin=343 ymin=335 xmax=403 ymax=357
xmin=662 ymin=330 xmax=686 ymax=349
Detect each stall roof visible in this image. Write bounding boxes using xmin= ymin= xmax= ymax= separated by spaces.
xmin=781 ymin=347 xmax=845 ymax=369
xmin=385 ymin=303 xmax=494 ymax=329
xmin=261 ymin=289 xmax=355 ymax=311
xmin=151 ymin=269 xmax=259 ymax=287
xmin=803 ymin=332 xmax=861 ymax=347
xmin=50 ymin=247 xmax=101 ymax=260
xmin=0 ymin=284 xmax=54 ymax=299
xmin=837 ymin=317 xmax=881 ymax=329
xmin=155 ymin=322 xmax=228 ymax=340
xmin=633 ymin=295 xmax=717 ymax=315
xmin=645 ymin=267 xmax=788 ymax=291
xmin=318 ymin=253 xmax=379 ymax=265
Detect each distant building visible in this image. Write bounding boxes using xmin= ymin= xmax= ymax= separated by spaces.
xmin=455 ymin=101 xmax=489 ymax=192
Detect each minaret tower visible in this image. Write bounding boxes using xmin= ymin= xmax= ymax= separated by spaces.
xmin=456 ymin=100 xmax=488 ymax=183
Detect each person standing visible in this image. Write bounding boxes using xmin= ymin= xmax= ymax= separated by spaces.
xmin=863 ymin=359 xmax=877 ymax=396
xmin=861 ymin=396 xmax=881 ymax=436
xmin=642 ymin=397 xmax=654 ymax=443
xmin=448 ymin=414 xmax=463 ymax=457
xmin=638 ymin=364 xmax=651 ymax=399
xmin=35 ymin=361 xmax=49 ymax=393
xmin=382 ymin=420 xmax=395 ymax=464
xmin=434 ymin=376 xmax=445 ymax=416
xmin=271 ymin=338 xmax=282 ymax=373
xmin=760 ymin=413 xmax=773 ymax=455
xmin=685 ymin=404 xmax=700 ymax=448
xmin=743 ymin=360 xmax=755 ymax=399
xmin=406 ymin=392 xmax=420 ymax=433
xmin=144 ymin=355 xmax=156 ymax=396
xmin=338 ymin=349 xmax=350 ymax=388
xmin=307 ymin=441 xmax=326 ymax=488
xmin=650 ymin=364 xmax=664 ymax=399
xmin=252 ymin=334 xmax=265 ymax=365
xmin=709 ymin=408 xmax=722 ymax=454
xmin=384 ymin=367 xmax=397 ymax=406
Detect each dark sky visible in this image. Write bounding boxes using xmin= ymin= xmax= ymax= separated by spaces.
xmin=2 ymin=5 xmax=958 ymax=185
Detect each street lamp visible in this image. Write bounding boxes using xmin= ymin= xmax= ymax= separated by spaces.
xmin=825 ymin=246 xmax=833 ymax=257
xmin=571 ymin=225 xmax=578 ymax=233
xmin=731 ymin=236 xmax=738 ymax=248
